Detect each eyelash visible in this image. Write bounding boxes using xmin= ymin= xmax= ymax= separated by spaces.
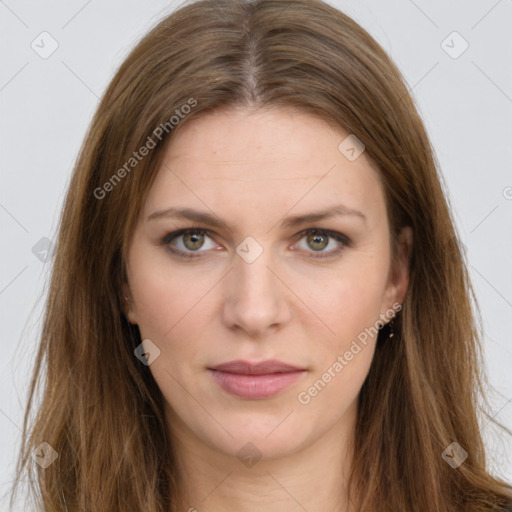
xmin=161 ymin=228 xmax=350 ymax=260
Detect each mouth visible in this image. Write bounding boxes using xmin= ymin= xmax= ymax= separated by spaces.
xmin=207 ymin=360 xmax=307 ymax=399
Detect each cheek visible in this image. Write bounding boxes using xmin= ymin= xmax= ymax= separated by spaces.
xmin=294 ymin=272 xmax=383 ymax=416
xmin=333 ymin=275 xmax=386 ymax=340
xmin=294 ymin=255 xmax=389 ymax=344
xmin=127 ymin=242 xmax=211 ymax=341
xmin=295 ymin=343 xmax=374 ymax=433
xmin=129 ymin=272 xmax=180 ymax=342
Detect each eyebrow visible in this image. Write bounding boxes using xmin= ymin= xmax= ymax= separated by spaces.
xmin=147 ymin=204 xmax=367 ymax=230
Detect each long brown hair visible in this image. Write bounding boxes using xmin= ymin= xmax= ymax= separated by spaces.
xmin=9 ymin=0 xmax=512 ymax=510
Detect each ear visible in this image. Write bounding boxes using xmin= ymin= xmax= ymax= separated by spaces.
xmin=121 ymin=283 xmax=138 ymax=325
xmin=382 ymin=226 xmax=413 ymax=310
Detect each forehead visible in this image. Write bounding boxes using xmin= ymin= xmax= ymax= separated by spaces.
xmin=143 ymin=107 xmax=386 ymax=231
xmin=165 ymin=106 xmax=362 ymax=173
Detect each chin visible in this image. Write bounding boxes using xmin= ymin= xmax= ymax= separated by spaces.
xmin=166 ymin=398 xmax=311 ymax=460
xmin=211 ymin=422 xmax=309 ymax=464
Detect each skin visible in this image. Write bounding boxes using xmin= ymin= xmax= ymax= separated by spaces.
xmin=124 ymin=106 xmax=412 ymax=512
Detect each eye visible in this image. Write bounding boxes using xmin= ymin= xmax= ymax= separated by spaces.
xmin=161 ymin=229 xmax=218 ymax=258
xmin=161 ymin=228 xmax=350 ymax=259
xmin=293 ymin=228 xmax=349 ymax=259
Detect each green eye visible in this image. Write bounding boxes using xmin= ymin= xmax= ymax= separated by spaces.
xmin=295 ymin=229 xmax=349 ymax=258
xmin=162 ymin=228 xmax=349 ymax=259
xmin=162 ymin=229 xmax=215 ymax=258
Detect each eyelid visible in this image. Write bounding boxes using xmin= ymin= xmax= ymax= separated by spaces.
xmin=160 ymin=228 xmax=220 ymax=257
xmin=161 ymin=228 xmax=217 ymax=246
xmin=292 ymin=228 xmax=350 ymax=259
xmin=161 ymin=227 xmax=350 ymax=259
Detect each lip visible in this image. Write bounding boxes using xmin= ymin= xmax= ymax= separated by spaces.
xmin=208 ymin=359 xmax=307 ymax=399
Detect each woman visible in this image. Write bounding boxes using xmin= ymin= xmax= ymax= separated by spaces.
xmin=10 ymin=0 xmax=512 ymax=510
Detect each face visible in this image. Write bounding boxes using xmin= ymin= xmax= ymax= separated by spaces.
xmin=124 ymin=106 xmax=411 ymax=462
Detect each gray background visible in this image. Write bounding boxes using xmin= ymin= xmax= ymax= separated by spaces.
xmin=1 ymin=0 xmax=511 ymax=509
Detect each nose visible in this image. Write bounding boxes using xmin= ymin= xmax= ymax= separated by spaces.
xmin=221 ymin=243 xmax=292 ymax=337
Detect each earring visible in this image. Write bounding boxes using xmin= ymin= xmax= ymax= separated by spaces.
xmin=379 ymin=315 xmax=396 ymax=341
xmin=388 ymin=317 xmax=395 ymax=339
